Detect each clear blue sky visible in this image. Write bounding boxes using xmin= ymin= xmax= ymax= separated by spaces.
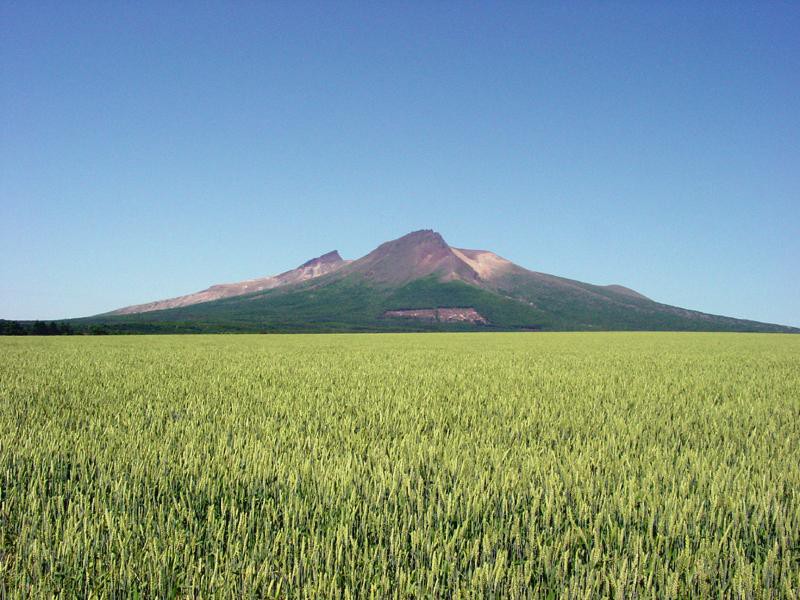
xmin=1 ymin=2 xmax=798 ymax=326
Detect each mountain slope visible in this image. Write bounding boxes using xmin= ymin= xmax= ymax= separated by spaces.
xmin=337 ymin=229 xmax=481 ymax=285
xmin=87 ymin=230 xmax=797 ymax=333
xmin=110 ymin=251 xmax=347 ymax=315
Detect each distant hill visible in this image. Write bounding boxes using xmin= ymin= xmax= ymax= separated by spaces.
xmin=80 ymin=230 xmax=797 ymax=333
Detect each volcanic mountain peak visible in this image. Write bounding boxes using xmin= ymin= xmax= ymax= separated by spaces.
xmin=283 ymin=250 xmax=347 ymax=284
xmin=98 ymin=229 xmax=797 ymax=334
xmin=367 ymin=230 xmax=450 ymax=259
xmin=396 ymin=229 xmax=448 ymax=246
xmin=299 ymin=250 xmax=343 ymax=268
xmin=344 ymin=229 xmax=481 ymax=285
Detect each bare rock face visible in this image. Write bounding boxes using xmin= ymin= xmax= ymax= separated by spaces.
xmin=450 ymin=248 xmax=514 ymax=280
xmin=110 ymin=251 xmax=347 ymax=315
xmin=384 ymin=307 xmax=488 ymax=324
xmin=275 ymin=251 xmax=347 ymax=287
xmin=340 ymin=230 xmax=516 ymax=287
xmin=437 ymin=307 xmax=488 ymax=323
xmin=342 ymin=230 xmax=482 ymax=285
xmin=297 ymin=250 xmax=346 ymax=269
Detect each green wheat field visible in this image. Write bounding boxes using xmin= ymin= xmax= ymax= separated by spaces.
xmin=1 ymin=333 xmax=798 ymax=598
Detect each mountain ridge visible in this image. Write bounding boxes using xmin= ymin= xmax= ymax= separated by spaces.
xmin=110 ymin=250 xmax=348 ymax=315
xmin=92 ymin=229 xmax=797 ymax=333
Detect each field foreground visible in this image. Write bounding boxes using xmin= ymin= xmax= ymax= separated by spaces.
xmin=1 ymin=333 xmax=798 ymax=597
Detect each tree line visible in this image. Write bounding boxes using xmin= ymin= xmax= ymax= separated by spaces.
xmin=0 ymin=320 xmax=78 ymax=335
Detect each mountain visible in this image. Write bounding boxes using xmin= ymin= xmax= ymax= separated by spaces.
xmin=82 ymin=230 xmax=797 ymax=333
xmin=110 ymin=251 xmax=348 ymax=315
xmin=340 ymin=229 xmax=482 ymax=285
